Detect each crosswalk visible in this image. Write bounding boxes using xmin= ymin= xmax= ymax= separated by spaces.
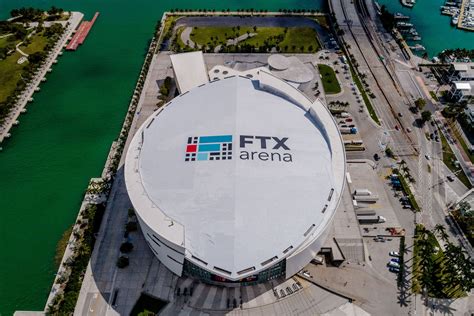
xmin=160 ymin=276 xmax=348 ymax=315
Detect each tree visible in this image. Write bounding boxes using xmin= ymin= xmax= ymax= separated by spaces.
xmin=120 ymin=242 xmax=134 ymax=253
xmin=415 ymin=98 xmax=426 ymax=110
xmin=28 ymin=51 xmax=46 ymax=64
xmin=380 ymin=5 xmax=395 ymax=31
xmin=117 ymin=256 xmax=129 ymax=268
xmin=433 ymin=224 xmax=449 ymax=242
xmin=421 ymin=110 xmax=432 ymax=122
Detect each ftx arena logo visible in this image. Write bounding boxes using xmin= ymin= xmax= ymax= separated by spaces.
xmin=185 ymin=135 xmax=292 ymax=162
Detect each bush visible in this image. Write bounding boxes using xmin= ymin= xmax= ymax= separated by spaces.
xmin=126 ymin=221 xmax=138 ymax=232
xmin=117 ymin=256 xmax=129 ymax=268
xmin=120 ymin=242 xmax=134 ymax=253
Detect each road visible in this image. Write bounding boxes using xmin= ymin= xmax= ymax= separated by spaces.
xmin=330 ymin=0 xmax=471 ymax=251
xmin=328 ymin=1 xmax=473 ymax=314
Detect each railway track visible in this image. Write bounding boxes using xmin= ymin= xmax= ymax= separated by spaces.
xmin=337 ymin=0 xmax=419 ymax=155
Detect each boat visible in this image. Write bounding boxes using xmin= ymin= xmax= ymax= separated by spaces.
xmin=397 ymin=22 xmax=414 ymax=27
xmin=452 ymin=15 xmax=459 ymax=25
xmin=401 ymin=0 xmax=415 ymax=8
xmin=394 ymin=13 xmax=410 ymax=19
xmin=413 ymin=36 xmax=422 ymax=41
xmin=409 ymin=44 xmax=426 ymax=51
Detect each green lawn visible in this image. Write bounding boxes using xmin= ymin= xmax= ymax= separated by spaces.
xmin=277 ymin=27 xmax=320 ymax=52
xmin=181 ymin=26 xmax=320 ymax=53
xmin=0 ymin=51 xmax=25 ymax=103
xmin=317 ymin=64 xmax=341 ymax=94
xmin=0 ymin=31 xmax=51 ymax=103
xmin=0 ymin=35 xmax=18 ymax=49
xmin=20 ymin=33 xmax=48 ymax=54
xmin=439 ymin=129 xmax=472 ymax=188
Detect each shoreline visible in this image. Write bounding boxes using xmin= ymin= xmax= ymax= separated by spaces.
xmin=0 ymin=11 xmax=84 ymax=145
xmin=36 ymin=15 xmax=161 ymax=315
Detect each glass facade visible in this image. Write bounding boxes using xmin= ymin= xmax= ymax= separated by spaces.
xmin=183 ymin=259 xmax=286 ymax=286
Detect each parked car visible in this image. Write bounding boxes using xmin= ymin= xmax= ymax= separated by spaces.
xmin=374 ymin=153 xmax=380 ymax=161
xmin=395 ymin=125 xmax=400 ymax=131
xmin=389 ymin=251 xmax=400 ymax=257
xmin=398 ymin=112 xmax=403 ymax=117
xmin=389 ymin=267 xmax=400 ymax=273
xmin=425 ymin=155 xmax=430 ymax=160
xmin=388 ymin=261 xmax=400 ymax=268
xmin=435 ymin=136 xmax=440 ymax=142
xmin=406 ymin=128 xmax=412 ymax=132
xmin=391 ymin=258 xmax=401 ymax=263
xmin=447 ymin=175 xmax=455 ymax=182
xmin=346 ymin=118 xmax=353 ymax=122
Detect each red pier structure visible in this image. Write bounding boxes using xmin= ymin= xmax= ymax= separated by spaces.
xmin=66 ymin=12 xmax=99 ymax=51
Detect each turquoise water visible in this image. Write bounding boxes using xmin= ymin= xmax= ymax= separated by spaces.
xmin=377 ymin=0 xmax=474 ymax=57
xmin=0 ymin=1 xmax=324 ymax=314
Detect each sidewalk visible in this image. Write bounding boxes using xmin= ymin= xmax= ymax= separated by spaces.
xmin=0 ymin=11 xmax=84 ymax=144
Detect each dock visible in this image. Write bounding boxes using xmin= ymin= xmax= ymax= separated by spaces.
xmin=66 ymin=12 xmax=99 ymax=50
xmin=457 ymin=0 xmax=474 ymax=31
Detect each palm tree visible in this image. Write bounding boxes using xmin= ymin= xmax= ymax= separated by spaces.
xmin=434 ymin=224 xmax=449 ymax=243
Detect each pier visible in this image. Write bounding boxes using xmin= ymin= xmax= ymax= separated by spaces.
xmin=66 ymin=12 xmax=99 ymax=51
xmin=457 ymin=0 xmax=474 ymax=31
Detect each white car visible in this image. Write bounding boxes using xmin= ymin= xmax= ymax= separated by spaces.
xmin=389 ymin=251 xmax=400 ymax=257
xmin=387 ymin=261 xmax=400 ymax=268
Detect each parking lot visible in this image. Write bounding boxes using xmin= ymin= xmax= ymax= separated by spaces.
xmin=347 ymin=162 xmax=402 ymax=236
xmin=365 ymin=236 xmax=402 ymax=283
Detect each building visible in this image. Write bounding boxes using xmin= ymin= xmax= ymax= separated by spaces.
xmin=464 ymin=104 xmax=474 ymax=130
xmin=448 ymin=62 xmax=474 ymax=82
xmin=124 ymin=55 xmax=345 ymax=286
xmin=169 ymin=51 xmax=209 ymax=93
xmin=448 ymin=81 xmax=474 ymax=102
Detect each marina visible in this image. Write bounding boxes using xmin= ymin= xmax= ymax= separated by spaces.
xmin=440 ymin=0 xmax=474 ymax=31
xmin=394 ymin=15 xmax=425 ymax=51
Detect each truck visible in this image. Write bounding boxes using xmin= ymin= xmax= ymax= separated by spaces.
xmin=339 ymin=127 xmax=358 ymax=134
xmin=354 ymin=189 xmax=372 ymax=196
xmin=355 ymin=209 xmax=377 ymax=216
xmin=353 ymin=195 xmax=379 ymax=202
xmin=358 ymin=215 xmax=386 ymax=224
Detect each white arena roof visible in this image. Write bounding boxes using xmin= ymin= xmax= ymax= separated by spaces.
xmin=125 ymin=73 xmax=345 ymax=279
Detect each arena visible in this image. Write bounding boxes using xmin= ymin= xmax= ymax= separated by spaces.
xmin=124 ymin=61 xmax=346 ymax=286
